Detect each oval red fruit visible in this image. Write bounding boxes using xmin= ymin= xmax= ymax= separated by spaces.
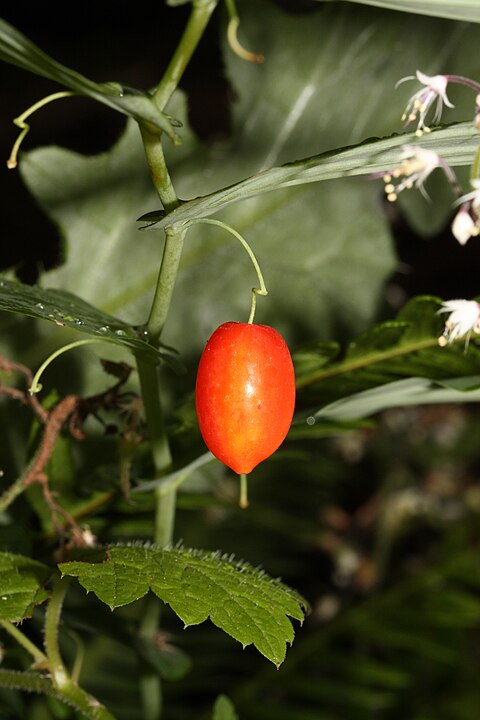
xmin=195 ymin=322 xmax=296 ymax=474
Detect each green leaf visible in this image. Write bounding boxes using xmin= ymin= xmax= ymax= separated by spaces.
xmin=295 ymin=296 xmax=480 ymax=405
xmin=213 ymin=695 xmax=238 ymax=720
xmin=59 ymin=545 xmax=308 ymax=666
xmin=319 ymin=0 xmax=480 ymax=23
xmin=0 ymin=17 xmax=179 ymax=141
xmin=0 ymin=276 xmax=163 ymax=363
xmin=311 ymin=376 xmax=480 ymax=423
xmin=138 ymin=122 xmax=478 ymax=231
xmin=18 ymin=2 xmax=475 ymax=363
xmin=133 ymin=451 xmax=215 ymax=494
xmin=0 ymin=552 xmax=50 ymax=621
xmin=135 ymin=636 xmax=192 ymax=681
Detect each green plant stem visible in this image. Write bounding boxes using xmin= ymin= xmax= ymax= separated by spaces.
xmin=44 ymin=575 xmax=71 ymax=690
xmin=42 ymin=576 xmax=117 ymax=719
xmin=137 ymin=0 xmax=219 ymax=540
xmin=141 ymin=0 xmax=218 ymax=345
xmin=29 ymin=338 xmax=108 ymax=395
xmin=139 ymin=600 xmax=163 ymax=720
xmin=471 ymin=143 xmax=480 ymax=181
xmin=0 ymin=669 xmax=59 ymax=697
xmin=135 ymin=356 xmax=175 ymax=548
xmin=145 ymin=225 xmax=187 ymax=346
xmin=7 ymin=91 xmax=74 ymax=169
xmin=135 ymin=7 xmax=218 ymax=720
xmin=0 ymin=474 xmax=27 ymax=514
xmin=0 ymin=620 xmax=47 ymax=666
xmin=151 ymin=0 xmax=218 ymax=112
xmin=154 ymin=482 xmax=177 ymax=548
xmin=239 ymin=473 xmax=249 ymax=509
xmin=136 ymin=358 xmax=172 ymax=474
xmin=184 ymin=218 xmax=268 ymax=323
xmin=0 ymin=668 xmax=118 ymax=720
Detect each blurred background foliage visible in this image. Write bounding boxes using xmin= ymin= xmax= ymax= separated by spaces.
xmin=1 ymin=1 xmax=480 ymax=718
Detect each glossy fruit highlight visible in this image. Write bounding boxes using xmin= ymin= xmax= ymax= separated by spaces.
xmin=195 ymin=322 xmax=296 ymax=475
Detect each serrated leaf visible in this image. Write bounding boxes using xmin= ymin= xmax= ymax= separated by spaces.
xmin=0 ymin=552 xmax=50 ymax=621
xmin=0 ymin=17 xmax=179 ymax=141
xmin=213 ymin=695 xmax=238 ymax=720
xmin=0 ymin=276 xmax=163 ymax=363
xmin=320 ymin=0 xmax=480 ymax=23
xmin=59 ymin=545 xmax=308 ymax=666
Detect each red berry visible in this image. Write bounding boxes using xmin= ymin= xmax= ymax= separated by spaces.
xmin=195 ymin=322 xmax=296 ymax=474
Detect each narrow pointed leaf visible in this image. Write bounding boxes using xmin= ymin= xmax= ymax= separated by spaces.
xmin=138 ymin=123 xmax=478 ymax=230
xmin=311 ymin=376 xmax=480 ymax=423
xmin=59 ymin=545 xmax=308 ymax=666
xmin=0 ymin=17 xmax=179 ymax=141
xmin=0 ymin=276 xmax=172 ymax=363
xmin=319 ymin=0 xmax=480 ymax=23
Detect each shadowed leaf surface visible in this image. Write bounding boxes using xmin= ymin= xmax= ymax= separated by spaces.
xmin=0 ymin=552 xmax=50 ymax=621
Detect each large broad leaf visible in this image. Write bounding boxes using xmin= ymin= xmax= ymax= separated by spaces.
xmin=319 ymin=0 xmax=480 ymax=23
xmin=0 ymin=17 xmax=179 ymax=141
xmin=0 ymin=276 xmax=167 ymax=363
xmin=0 ymin=552 xmax=50 ymax=621
xmin=16 ymin=2 xmax=479 ymax=366
xmin=59 ymin=545 xmax=308 ymax=667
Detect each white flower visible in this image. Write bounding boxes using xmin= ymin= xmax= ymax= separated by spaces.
xmin=456 ymin=178 xmax=480 ymax=210
xmin=452 ymin=207 xmax=478 ymax=245
xmin=451 ymin=179 xmax=480 ymax=245
xmin=376 ymin=145 xmax=452 ymax=202
xmin=437 ymin=299 xmax=480 ymax=347
xmin=397 ymin=70 xmax=454 ymax=136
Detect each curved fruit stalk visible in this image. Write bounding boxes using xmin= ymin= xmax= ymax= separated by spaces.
xmin=195 ymin=322 xmax=296 ymax=479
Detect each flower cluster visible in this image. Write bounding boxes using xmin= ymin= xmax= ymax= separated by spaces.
xmin=375 ymin=145 xmax=452 ymax=203
xmin=377 ymin=69 xmax=480 ymax=350
xmin=397 ymin=70 xmax=454 ymax=136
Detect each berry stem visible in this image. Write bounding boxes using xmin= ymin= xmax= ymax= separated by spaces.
xmin=29 ymin=338 xmax=107 ymax=395
xmin=7 ymin=91 xmax=74 ymax=169
xmin=225 ymin=0 xmax=264 ymax=64
xmin=239 ymin=473 xmax=249 ymax=509
xmin=183 ymin=218 xmax=268 ymax=323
